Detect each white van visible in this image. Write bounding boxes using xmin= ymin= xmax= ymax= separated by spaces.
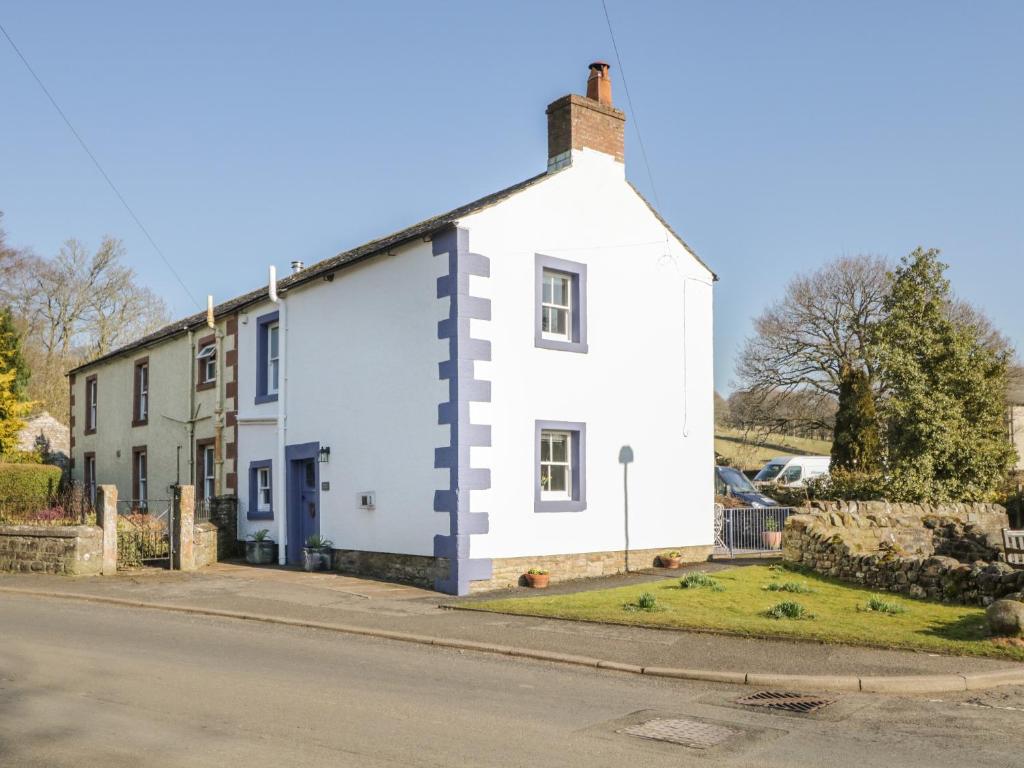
xmin=754 ymin=456 xmax=831 ymax=488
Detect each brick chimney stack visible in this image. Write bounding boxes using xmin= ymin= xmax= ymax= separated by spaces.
xmin=546 ymin=62 xmax=625 ymax=171
xmin=586 ymin=61 xmax=612 ymax=105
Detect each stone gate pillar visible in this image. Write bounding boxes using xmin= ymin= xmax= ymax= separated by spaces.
xmin=95 ymin=484 xmax=118 ymax=575
xmin=172 ymin=485 xmax=195 ymax=572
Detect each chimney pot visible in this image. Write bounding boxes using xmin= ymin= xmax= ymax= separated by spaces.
xmin=586 ymin=61 xmax=612 ymax=106
xmin=291 ymin=260 xmax=304 ymax=274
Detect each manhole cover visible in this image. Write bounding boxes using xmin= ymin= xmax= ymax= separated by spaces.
xmin=736 ymin=691 xmax=836 ymax=714
xmin=619 ymin=717 xmax=736 ymax=749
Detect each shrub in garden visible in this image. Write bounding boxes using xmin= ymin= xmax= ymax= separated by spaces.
xmin=624 ymin=591 xmax=664 ymax=612
xmin=679 ymin=572 xmax=724 ymax=591
xmin=762 ymin=581 xmax=813 ymax=594
xmin=0 ymin=463 xmax=63 ymax=522
xmin=861 ymin=595 xmax=907 ymax=615
xmin=765 ymin=601 xmax=814 ymax=620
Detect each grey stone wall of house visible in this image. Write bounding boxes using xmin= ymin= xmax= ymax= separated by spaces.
xmin=0 ymin=524 xmax=103 ymax=575
xmin=783 ymin=500 xmax=1024 ymax=605
xmin=332 ymin=549 xmax=450 ymax=589
xmin=17 ymin=411 xmax=70 ymax=467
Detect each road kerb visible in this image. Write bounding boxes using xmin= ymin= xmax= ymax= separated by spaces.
xmin=744 ymin=672 xmax=862 ymax=692
xmin=0 ymin=586 xmax=1019 ymax=694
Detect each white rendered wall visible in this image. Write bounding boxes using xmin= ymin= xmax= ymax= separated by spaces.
xmin=235 ymin=241 xmax=451 ymax=555
xmin=460 ymin=150 xmax=715 ymax=560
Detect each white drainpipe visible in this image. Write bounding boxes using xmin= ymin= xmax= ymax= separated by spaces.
xmin=268 ymin=266 xmax=289 ymax=565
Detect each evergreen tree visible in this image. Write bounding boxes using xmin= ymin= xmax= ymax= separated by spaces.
xmin=0 ymin=307 xmax=29 ymax=398
xmin=0 ymin=369 xmax=29 ymax=455
xmin=830 ymin=363 xmax=881 ymax=473
xmin=876 ymin=248 xmax=1015 ymax=501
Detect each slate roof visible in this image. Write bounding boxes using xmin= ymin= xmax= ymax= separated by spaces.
xmin=70 ymin=168 xmax=713 ymax=374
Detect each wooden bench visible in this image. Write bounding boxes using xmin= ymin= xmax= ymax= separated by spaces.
xmin=1003 ymin=529 xmax=1024 ymax=568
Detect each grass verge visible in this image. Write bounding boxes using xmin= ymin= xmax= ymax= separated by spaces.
xmin=471 ymin=565 xmax=1023 ymax=661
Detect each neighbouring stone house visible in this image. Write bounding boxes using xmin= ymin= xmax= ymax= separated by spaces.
xmin=1008 ymin=367 xmax=1024 ymax=473
xmin=17 ymin=411 xmax=70 ymax=466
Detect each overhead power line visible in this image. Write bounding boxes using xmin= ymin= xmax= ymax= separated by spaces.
xmin=0 ymin=20 xmax=201 ymax=309
xmin=601 ymin=0 xmax=661 ymax=210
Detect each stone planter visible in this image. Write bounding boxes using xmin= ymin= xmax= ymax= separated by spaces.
xmin=761 ymin=531 xmax=783 ymax=549
xmin=525 ymin=572 xmax=550 ymax=588
xmin=303 ymin=546 xmax=332 ymax=572
xmin=245 ymin=540 xmax=276 ymax=565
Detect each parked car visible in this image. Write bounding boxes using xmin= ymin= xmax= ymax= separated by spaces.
xmin=715 ymin=466 xmax=779 ymax=507
xmin=753 ymin=455 xmax=830 ymax=488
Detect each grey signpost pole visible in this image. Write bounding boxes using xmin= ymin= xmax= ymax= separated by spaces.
xmin=618 ymin=445 xmax=634 ymax=573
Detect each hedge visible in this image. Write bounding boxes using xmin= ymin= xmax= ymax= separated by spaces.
xmin=0 ymin=463 xmax=63 ymax=516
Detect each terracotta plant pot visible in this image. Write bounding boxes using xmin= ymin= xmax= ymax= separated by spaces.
xmin=525 ymin=572 xmax=550 ymax=588
xmin=762 ymin=531 xmax=783 ymax=549
xmin=660 ymin=556 xmax=682 ymax=569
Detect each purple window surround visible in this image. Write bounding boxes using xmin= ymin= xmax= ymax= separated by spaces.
xmin=433 ymin=226 xmax=493 ymax=596
xmin=254 ymin=310 xmax=279 ymax=405
xmin=534 ymin=420 xmax=587 ymax=513
xmin=534 ymin=254 xmax=588 ymax=354
xmin=247 ymin=459 xmax=273 ymax=520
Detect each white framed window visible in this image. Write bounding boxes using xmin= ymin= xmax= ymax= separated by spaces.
xmin=202 ymin=445 xmax=215 ymax=500
xmin=197 ymin=343 xmax=216 ymax=384
xmin=135 ymin=449 xmax=148 ymax=505
xmin=539 ymin=430 xmax=572 ymax=500
xmin=257 ymin=467 xmax=272 ymax=511
xmin=541 ymin=270 xmax=571 ymax=342
xmin=136 ymin=362 xmax=148 ymax=422
xmin=86 ymin=376 xmax=98 ymax=431
xmin=84 ymin=454 xmax=96 ymax=505
xmin=267 ymin=322 xmax=280 ymax=395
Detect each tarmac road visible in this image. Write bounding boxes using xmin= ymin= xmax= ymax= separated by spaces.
xmin=1 ymin=594 xmax=1021 ymax=767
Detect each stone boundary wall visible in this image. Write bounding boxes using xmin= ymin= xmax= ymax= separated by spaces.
xmin=783 ymin=501 xmax=1024 ymax=605
xmin=332 ymin=549 xmax=449 ymax=589
xmin=0 ymin=524 xmax=103 ymax=575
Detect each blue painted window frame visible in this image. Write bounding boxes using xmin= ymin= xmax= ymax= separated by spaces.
xmin=535 ymin=254 xmax=588 ymax=354
xmin=255 ymin=310 xmax=279 ymax=404
xmin=247 ymin=459 xmax=273 ymax=520
xmin=534 ymin=420 xmax=587 ymax=513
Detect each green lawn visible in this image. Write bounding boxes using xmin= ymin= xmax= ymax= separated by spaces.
xmin=714 ymin=427 xmax=832 ymax=471
xmin=471 ymin=565 xmax=1024 ymax=661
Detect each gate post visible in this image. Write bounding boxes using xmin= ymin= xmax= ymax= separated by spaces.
xmin=173 ymin=485 xmax=196 ymax=572
xmin=95 ymin=484 xmax=118 ymax=575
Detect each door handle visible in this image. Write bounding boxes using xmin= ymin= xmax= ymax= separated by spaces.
xmin=308 ymin=502 xmax=316 ymax=519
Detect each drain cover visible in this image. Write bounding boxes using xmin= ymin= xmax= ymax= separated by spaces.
xmin=735 ymin=691 xmax=835 ymax=714
xmin=620 ymin=718 xmax=736 ymax=749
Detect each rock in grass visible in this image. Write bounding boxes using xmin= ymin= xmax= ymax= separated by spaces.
xmin=986 ymin=599 xmax=1024 ymax=637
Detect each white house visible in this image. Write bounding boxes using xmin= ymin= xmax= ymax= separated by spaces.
xmin=232 ymin=62 xmax=716 ymax=594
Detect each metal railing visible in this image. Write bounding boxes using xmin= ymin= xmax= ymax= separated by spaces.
xmin=116 ymin=499 xmax=173 ymax=567
xmin=0 ymin=481 xmax=93 ymax=526
xmin=714 ymin=505 xmax=795 ymax=556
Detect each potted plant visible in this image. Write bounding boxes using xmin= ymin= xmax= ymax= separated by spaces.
xmin=302 ymin=534 xmax=334 ymax=572
xmin=524 ymin=568 xmax=550 ymax=588
xmin=762 ymin=517 xmax=783 ymax=549
xmin=246 ymin=529 xmax=276 ymax=565
xmin=659 ymin=551 xmax=683 ymax=569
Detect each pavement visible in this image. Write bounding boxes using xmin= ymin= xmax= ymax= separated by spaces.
xmin=1 ymin=559 xmax=1022 ymax=694
xmin=3 ymin=594 xmax=1024 ymax=767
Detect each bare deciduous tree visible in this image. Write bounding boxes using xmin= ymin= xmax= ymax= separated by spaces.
xmin=0 ymin=220 xmax=170 ymax=418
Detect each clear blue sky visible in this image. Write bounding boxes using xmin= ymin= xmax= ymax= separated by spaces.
xmin=2 ymin=1 xmax=1021 ymax=392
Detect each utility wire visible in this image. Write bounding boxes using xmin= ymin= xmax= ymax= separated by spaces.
xmin=0 ymin=21 xmax=201 ymax=309
xmin=601 ymin=0 xmax=661 ymax=210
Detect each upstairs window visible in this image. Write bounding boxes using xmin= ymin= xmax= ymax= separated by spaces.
xmin=85 ymin=375 xmax=98 ymax=433
xmin=197 ymin=341 xmax=216 ymax=388
xmin=133 ymin=359 xmax=149 ymax=426
xmin=255 ymin=311 xmax=280 ymax=404
xmin=541 ymin=271 xmax=571 ymax=342
xmin=535 ymin=255 xmax=588 ymax=353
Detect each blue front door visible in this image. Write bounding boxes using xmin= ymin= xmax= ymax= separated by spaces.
xmin=286 ymin=456 xmax=319 ymax=564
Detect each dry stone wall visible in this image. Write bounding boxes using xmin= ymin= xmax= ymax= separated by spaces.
xmin=0 ymin=524 xmax=103 ymax=575
xmin=783 ymin=500 xmax=1024 ymax=606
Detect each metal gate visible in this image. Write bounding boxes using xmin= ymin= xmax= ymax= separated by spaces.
xmin=117 ymin=499 xmax=174 ymax=568
xmin=714 ymin=504 xmax=794 ymax=556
